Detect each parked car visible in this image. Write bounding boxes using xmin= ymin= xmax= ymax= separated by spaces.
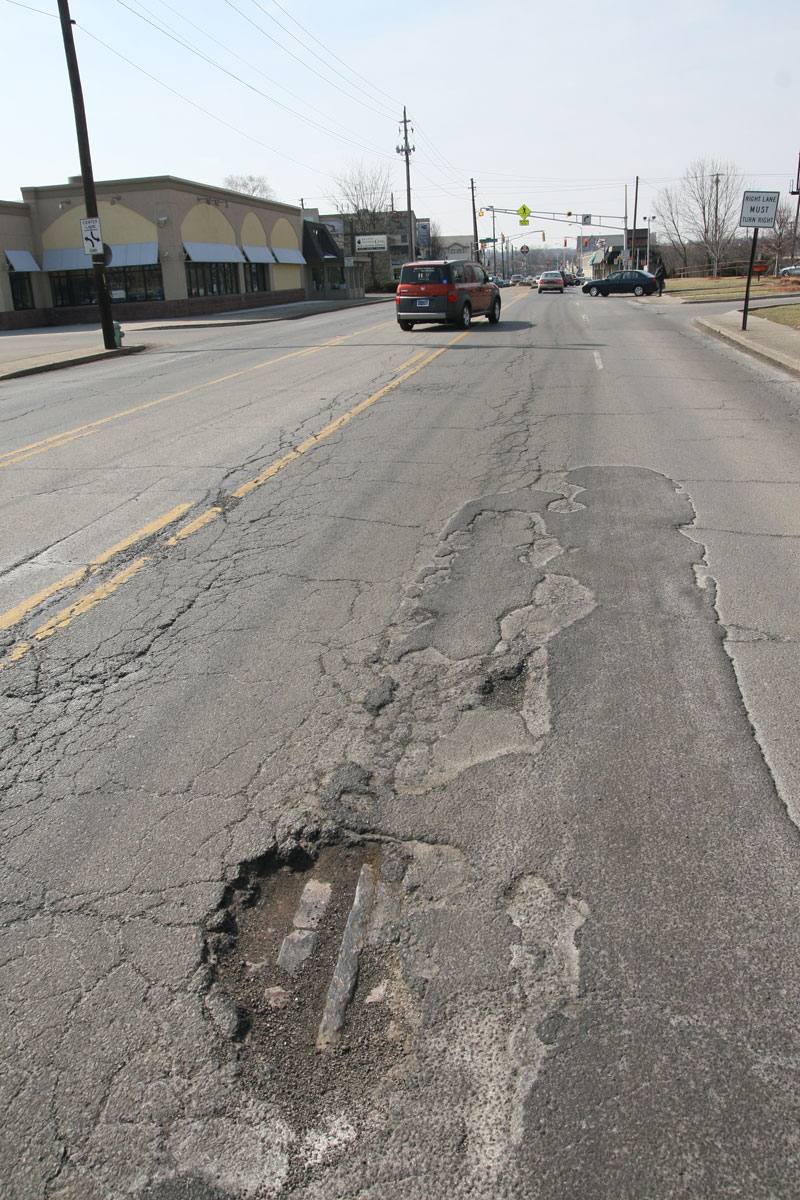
xmin=395 ymin=259 xmax=501 ymax=330
xmin=538 ymin=270 xmax=565 ymax=293
xmin=779 ymin=264 xmax=800 ymax=277
xmin=582 ymin=270 xmax=657 ymax=297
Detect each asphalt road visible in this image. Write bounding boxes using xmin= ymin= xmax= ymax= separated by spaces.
xmin=2 ymin=286 xmax=800 ymax=1199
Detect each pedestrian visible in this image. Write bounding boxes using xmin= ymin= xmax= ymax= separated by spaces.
xmin=655 ymin=260 xmax=666 ymax=297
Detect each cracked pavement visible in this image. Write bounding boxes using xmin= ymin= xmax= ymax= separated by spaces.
xmin=2 ymin=295 xmax=800 ymax=1197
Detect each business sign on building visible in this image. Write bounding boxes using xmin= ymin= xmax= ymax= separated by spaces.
xmin=355 ymin=233 xmax=388 ymax=252
xmin=739 ymin=191 xmax=780 ymax=228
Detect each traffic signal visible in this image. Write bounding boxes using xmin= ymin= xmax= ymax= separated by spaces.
xmin=563 ymin=238 xmax=567 ymax=246
xmin=566 ymin=211 xmax=572 ymax=216
xmin=541 ymin=232 xmax=545 ymax=242
xmin=478 ymin=209 xmax=484 ymax=217
xmin=584 ymin=238 xmax=588 ymax=246
xmin=501 ymin=232 xmax=505 ymax=243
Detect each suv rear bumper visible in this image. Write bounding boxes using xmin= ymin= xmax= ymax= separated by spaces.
xmin=397 ymin=311 xmax=449 ymax=323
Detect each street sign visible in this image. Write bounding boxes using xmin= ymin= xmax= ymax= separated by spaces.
xmin=519 ymin=219 xmax=529 ymax=226
xmin=481 ymin=237 xmax=497 ymax=243
xmin=739 ymin=191 xmax=779 ymax=228
xmin=517 ymin=204 xmax=531 ymax=219
xmin=582 ymin=214 xmax=592 ymax=225
xmin=80 ymin=216 xmax=103 ymax=256
xmin=520 ymin=245 xmax=529 ymax=255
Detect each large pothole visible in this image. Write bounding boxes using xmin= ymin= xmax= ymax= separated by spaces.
xmin=202 ymin=834 xmax=418 ymax=1136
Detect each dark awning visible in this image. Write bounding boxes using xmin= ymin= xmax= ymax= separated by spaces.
xmin=303 ymin=222 xmax=343 ymax=265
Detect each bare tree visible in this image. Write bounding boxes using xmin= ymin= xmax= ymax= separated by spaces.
xmin=762 ymin=200 xmax=797 ymax=273
xmin=427 ymin=219 xmax=444 ymax=259
xmin=655 ymin=158 xmax=742 ymax=275
xmin=331 ymin=161 xmax=392 ymax=232
xmin=682 ymin=158 xmax=742 ymax=275
xmin=223 ymin=174 xmax=275 ymax=199
xmin=653 ymin=184 xmax=689 ymax=273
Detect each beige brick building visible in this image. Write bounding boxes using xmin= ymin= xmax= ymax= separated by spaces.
xmin=0 ymin=174 xmax=309 ymax=329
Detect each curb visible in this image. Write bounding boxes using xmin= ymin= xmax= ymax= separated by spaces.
xmin=694 ymin=317 xmax=800 ymax=379
xmin=0 ymin=344 xmax=146 ymax=382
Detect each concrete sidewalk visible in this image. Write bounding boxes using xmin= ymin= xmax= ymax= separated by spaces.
xmin=694 ymin=307 xmax=800 ymax=378
xmin=0 ymin=295 xmax=394 ymax=382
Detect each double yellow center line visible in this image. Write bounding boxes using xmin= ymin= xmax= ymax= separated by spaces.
xmin=0 ymin=325 xmax=472 ymax=670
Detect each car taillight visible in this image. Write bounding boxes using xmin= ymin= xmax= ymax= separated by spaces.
xmin=447 ymin=289 xmax=458 ymax=303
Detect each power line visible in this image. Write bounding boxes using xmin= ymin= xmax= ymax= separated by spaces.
xmin=246 ymin=0 xmax=398 ymax=117
xmin=222 ymin=0 xmax=396 ymax=120
xmin=113 ymin=0 xmax=395 ymax=159
xmin=78 ymin=25 xmax=337 ymax=182
xmin=266 ymin=0 xmax=401 ymax=111
xmin=141 ymin=0 xmax=394 ymax=155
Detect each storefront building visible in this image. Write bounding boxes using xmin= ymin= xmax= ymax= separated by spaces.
xmin=0 ymin=175 xmax=309 ymax=329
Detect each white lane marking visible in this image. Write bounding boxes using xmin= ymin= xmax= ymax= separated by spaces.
xmin=593 ymin=351 xmax=604 ymax=371
xmin=582 ymin=314 xmax=589 ymax=323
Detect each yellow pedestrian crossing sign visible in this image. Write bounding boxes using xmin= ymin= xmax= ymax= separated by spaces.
xmin=517 ymin=204 xmax=531 ymax=219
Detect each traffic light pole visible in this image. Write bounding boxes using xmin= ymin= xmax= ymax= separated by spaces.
xmin=57 ymin=0 xmax=116 ymax=351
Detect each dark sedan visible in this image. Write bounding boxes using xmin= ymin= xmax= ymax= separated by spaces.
xmin=582 ymin=270 xmax=657 ymax=297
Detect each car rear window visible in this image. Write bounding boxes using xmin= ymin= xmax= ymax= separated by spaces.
xmin=400 ymin=265 xmax=447 ymax=285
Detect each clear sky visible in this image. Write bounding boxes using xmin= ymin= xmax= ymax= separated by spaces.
xmin=3 ymin=0 xmax=798 ymax=251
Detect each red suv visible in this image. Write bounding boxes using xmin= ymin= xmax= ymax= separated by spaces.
xmin=395 ymin=259 xmax=501 ymax=331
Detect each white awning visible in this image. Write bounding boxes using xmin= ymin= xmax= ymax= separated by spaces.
xmin=242 ymin=244 xmax=276 ymax=264
xmin=42 ymin=248 xmax=92 ymax=271
xmin=109 ymin=242 xmax=158 ymax=266
xmin=272 ymin=247 xmax=306 ymax=265
xmin=184 ymin=241 xmax=245 ymax=263
xmin=42 ymin=243 xmax=159 ymax=271
xmin=5 ymin=249 xmax=41 ymax=272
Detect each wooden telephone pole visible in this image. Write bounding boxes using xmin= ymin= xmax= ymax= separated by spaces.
xmin=57 ymin=0 xmax=116 ymax=350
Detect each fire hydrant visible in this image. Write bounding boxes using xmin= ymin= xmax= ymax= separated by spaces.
xmin=113 ymin=321 xmax=124 ymax=348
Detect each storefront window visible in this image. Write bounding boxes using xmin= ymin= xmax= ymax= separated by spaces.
xmin=186 ymin=262 xmax=240 ymax=297
xmin=49 ymin=266 xmax=164 ymax=306
xmin=244 ymin=263 xmax=269 ymax=293
xmin=311 ymin=266 xmax=325 ymax=293
xmin=10 ymin=272 xmax=34 ymax=310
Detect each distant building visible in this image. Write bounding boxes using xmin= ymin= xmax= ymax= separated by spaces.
xmin=576 ymin=234 xmax=624 ymax=278
xmin=318 ymin=209 xmax=430 ymax=286
xmin=440 ymin=235 xmax=475 ymax=260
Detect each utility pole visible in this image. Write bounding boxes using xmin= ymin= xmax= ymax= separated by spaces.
xmin=631 ymin=176 xmax=639 ymax=270
xmin=471 ymin=178 xmax=480 ymax=262
xmin=492 ymin=208 xmax=497 ymax=275
xmin=714 ymin=172 xmax=720 ymax=277
xmin=790 ymin=151 xmax=800 ymax=262
xmin=57 ymin=0 xmax=116 ymax=350
xmin=396 ymin=108 xmax=415 ymax=261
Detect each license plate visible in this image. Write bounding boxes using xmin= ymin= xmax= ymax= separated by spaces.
xmin=416 ymin=298 xmax=429 ymax=308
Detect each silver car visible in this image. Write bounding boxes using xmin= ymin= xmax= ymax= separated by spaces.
xmin=538 ymin=270 xmax=564 ymax=294
xmin=779 ymin=264 xmax=800 ymax=277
